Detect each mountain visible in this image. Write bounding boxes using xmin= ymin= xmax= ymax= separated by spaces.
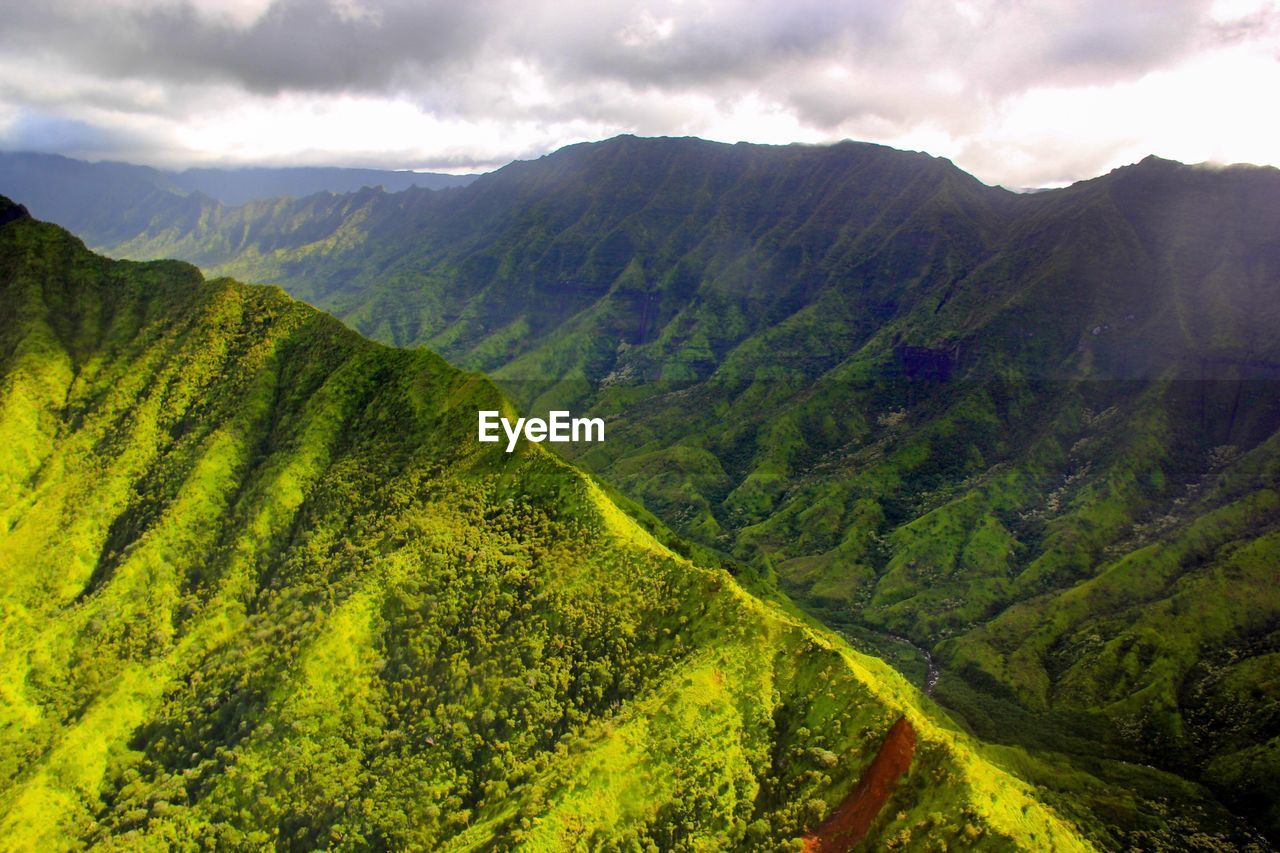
xmin=0 ymin=151 xmax=477 ymax=233
xmin=4 ymin=132 xmax=1279 ymax=845
xmin=168 ymin=165 xmax=476 ymax=206
xmin=0 ymin=196 xmax=1128 ymax=849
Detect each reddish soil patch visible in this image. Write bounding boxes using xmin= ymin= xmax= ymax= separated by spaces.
xmin=802 ymin=716 xmax=917 ymax=853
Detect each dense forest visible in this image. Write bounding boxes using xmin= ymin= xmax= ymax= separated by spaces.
xmin=0 ymin=197 xmax=1135 ymax=849
xmin=8 ymin=136 xmax=1276 ymax=845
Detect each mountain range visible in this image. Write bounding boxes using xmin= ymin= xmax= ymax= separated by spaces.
xmin=0 ymin=151 xmax=477 ymax=227
xmin=2 ymin=194 xmax=1099 ymax=849
xmin=2 ymin=134 xmax=1278 ymax=847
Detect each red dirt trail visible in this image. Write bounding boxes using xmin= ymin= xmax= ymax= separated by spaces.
xmin=802 ymin=716 xmax=917 ymax=853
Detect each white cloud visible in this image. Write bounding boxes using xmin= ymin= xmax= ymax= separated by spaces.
xmin=0 ymin=0 xmax=1276 ymax=185
xmin=957 ymin=36 xmax=1280 ymax=185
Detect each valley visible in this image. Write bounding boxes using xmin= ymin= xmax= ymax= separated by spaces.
xmin=2 ymin=134 xmax=1278 ymax=846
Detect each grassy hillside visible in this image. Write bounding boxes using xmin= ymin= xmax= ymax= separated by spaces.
xmin=8 ymin=136 xmax=1279 ymax=842
xmin=0 ymin=197 xmax=1131 ymax=850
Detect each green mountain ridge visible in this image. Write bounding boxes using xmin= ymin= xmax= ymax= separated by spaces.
xmin=4 ymin=132 xmax=1279 ymax=845
xmin=0 ymin=196 xmax=1124 ymax=849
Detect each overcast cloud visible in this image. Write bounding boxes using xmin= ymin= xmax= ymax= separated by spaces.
xmin=0 ymin=0 xmax=1276 ymax=185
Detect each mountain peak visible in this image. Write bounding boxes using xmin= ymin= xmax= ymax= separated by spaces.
xmin=0 ymin=195 xmax=30 ymax=226
xmin=1098 ymin=154 xmax=1183 ymax=179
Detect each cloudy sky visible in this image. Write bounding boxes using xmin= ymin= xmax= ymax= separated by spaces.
xmin=0 ymin=0 xmax=1276 ymax=186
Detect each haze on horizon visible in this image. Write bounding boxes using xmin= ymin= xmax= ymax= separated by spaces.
xmin=0 ymin=0 xmax=1276 ymax=188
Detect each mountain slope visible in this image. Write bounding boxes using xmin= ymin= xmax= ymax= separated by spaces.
xmin=63 ymin=135 xmax=1017 ymax=386
xmin=6 ymin=136 xmax=1280 ymax=844
xmin=0 ymin=197 xmax=1109 ymax=850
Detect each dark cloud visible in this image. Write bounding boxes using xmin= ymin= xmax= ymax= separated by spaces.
xmin=0 ymin=0 xmax=1222 ymax=108
xmin=0 ymin=0 xmax=1274 ymax=184
xmin=524 ymin=1 xmax=896 ymax=90
xmin=0 ymin=0 xmax=484 ymax=95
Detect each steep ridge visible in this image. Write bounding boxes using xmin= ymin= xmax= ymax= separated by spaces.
xmin=0 ymin=198 xmax=1105 ymax=849
xmin=80 ymin=136 xmax=1019 ymax=392
xmin=5 ymin=137 xmax=1280 ymax=843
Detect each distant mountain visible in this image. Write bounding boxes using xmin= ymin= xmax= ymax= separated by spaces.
xmin=0 ymin=151 xmax=477 ymax=225
xmin=6 ymin=134 xmax=1280 ymax=844
xmin=0 ymin=195 xmax=1119 ymax=849
xmin=170 ymin=165 xmax=476 ymax=205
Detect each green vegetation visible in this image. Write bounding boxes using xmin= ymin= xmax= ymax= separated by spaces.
xmin=0 ymin=198 xmax=1112 ymax=849
xmin=5 ymin=135 xmax=1279 ymax=845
